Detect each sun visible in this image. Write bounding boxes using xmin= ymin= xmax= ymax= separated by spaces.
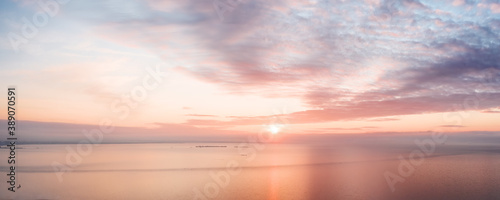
xmin=267 ymin=124 xmax=283 ymax=135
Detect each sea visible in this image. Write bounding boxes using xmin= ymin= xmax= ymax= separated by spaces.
xmin=1 ymin=137 xmax=500 ymax=199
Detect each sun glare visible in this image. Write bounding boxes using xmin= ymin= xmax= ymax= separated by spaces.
xmin=268 ymin=124 xmax=283 ymax=135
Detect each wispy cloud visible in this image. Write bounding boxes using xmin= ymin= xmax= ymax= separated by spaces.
xmin=80 ymin=0 xmax=500 ymax=124
xmin=440 ymin=125 xmax=466 ymax=128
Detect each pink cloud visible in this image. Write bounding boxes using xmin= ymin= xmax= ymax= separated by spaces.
xmin=183 ymin=92 xmax=500 ymax=126
xmin=491 ymin=3 xmax=500 ymax=13
xmin=452 ymin=0 xmax=465 ymax=7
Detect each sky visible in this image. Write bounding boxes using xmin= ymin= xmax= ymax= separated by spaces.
xmin=0 ymin=0 xmax=500 ymax=141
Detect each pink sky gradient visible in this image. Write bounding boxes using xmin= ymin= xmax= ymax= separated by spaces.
xmin=0 ymin=0 xmax=499 ymax=140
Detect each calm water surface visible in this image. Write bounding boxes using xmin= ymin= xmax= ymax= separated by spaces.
xmin=1 ymin=143 xmax=499 ymax=200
